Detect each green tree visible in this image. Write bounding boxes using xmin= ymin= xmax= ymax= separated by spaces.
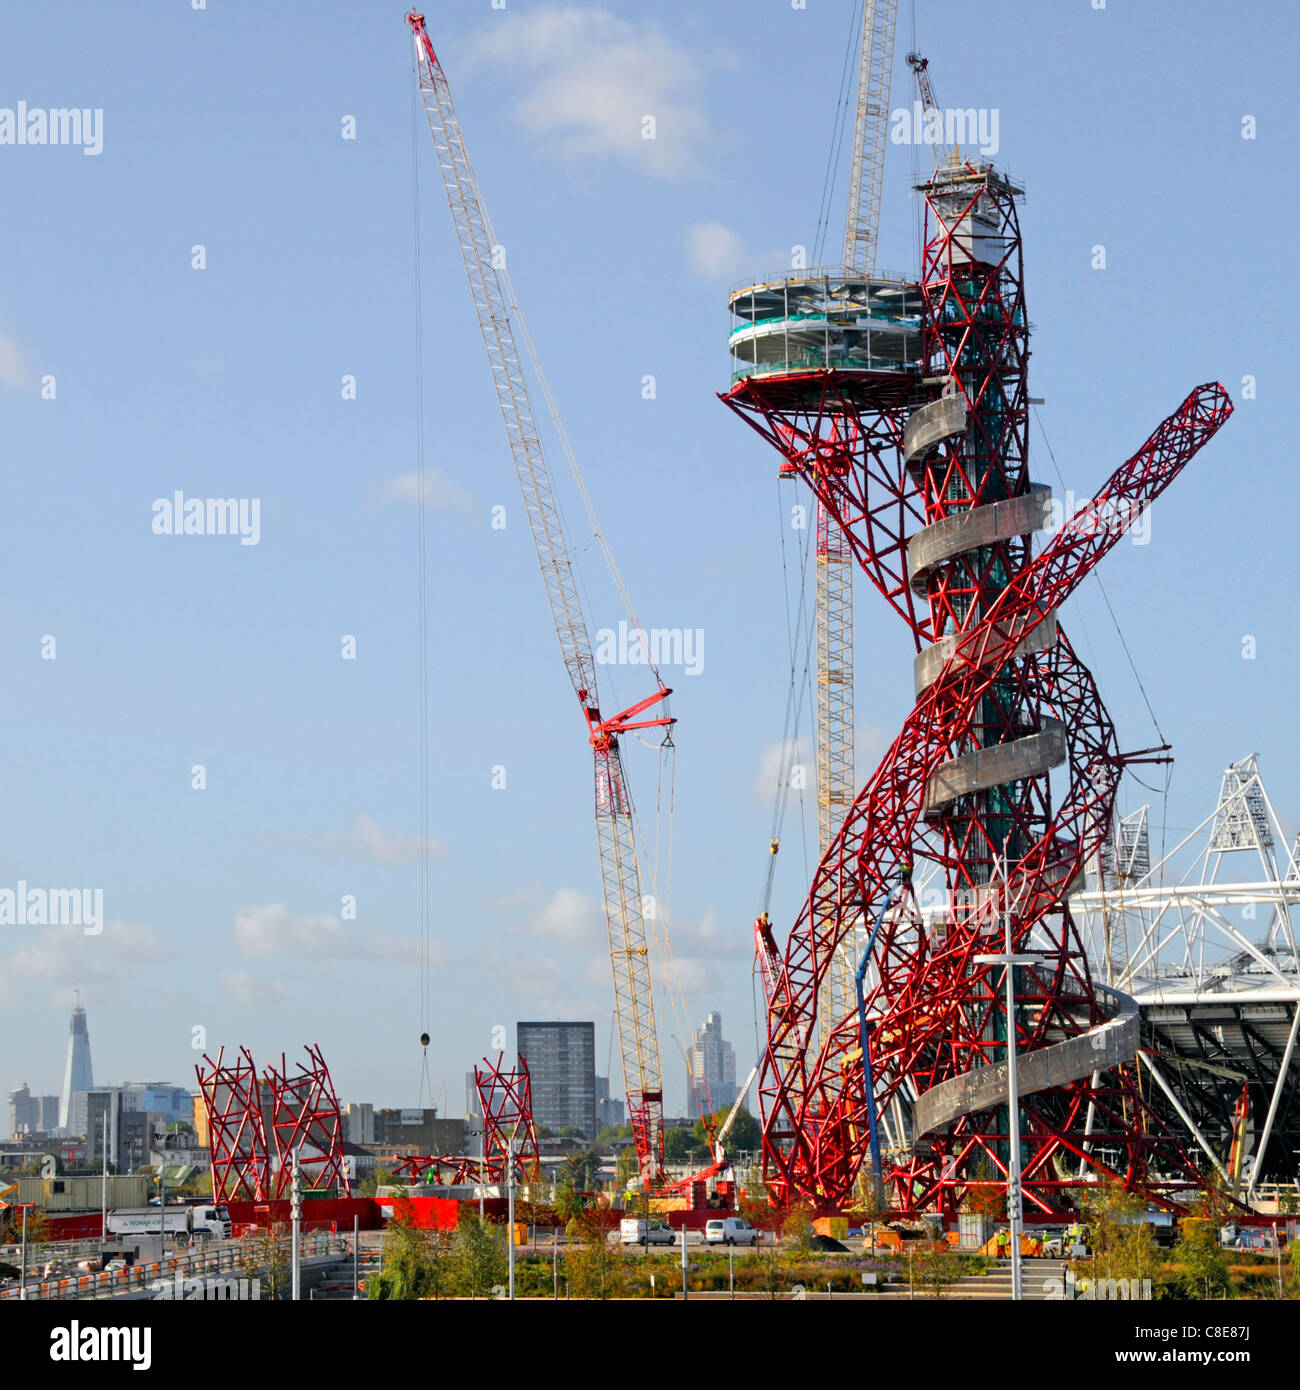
xmin=0 ymin=1205 xmax=49 ymax=1248
xmin=615 ymin=1147 xmax=639 ymax=1188
xmin=1080 ymin=1180 xmax=1161 ymax=1286
xmin=1172 ymin=1217 xmax=1230 ymax=1300
xmin=564 ymin=1213 xmax=630 ymax=1299
xmin=695 ymin=1107 xmax=761 ymax=1157
xmin=175 ymin=1169 xmax=212 ymax=1199
xmin=738 ymin=1184 xmax=782 ymax=1238
xmin=235 ymin=1225 xmax=291 ymax=1301
xmin=555 ymin=1178 xmax=585 ymax=1224
xmin=782 ymin=1202 xmax=817 ymax=1260
xmin=915 ymin=1239 xmax=961 ymax=1299
xmin=449 ymin=1211 xmax=507 ymax=1299
xmin=357 ymin=1166 xmax=394 ymax=1198
xmin=963 ymin=1158 xmax=1006 ymax=1221
xmin=368 ymin=1196 xmax=450 ymax=1300
xmin=663 ymin=1128 xmax=695 ymax=1165
xmin=561 ymin=1151 xmax=602 ymax=1192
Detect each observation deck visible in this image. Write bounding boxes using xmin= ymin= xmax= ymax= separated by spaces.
xmin=727 ymin=269 xmax=922 ymax=386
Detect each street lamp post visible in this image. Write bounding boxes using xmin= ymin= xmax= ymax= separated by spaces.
xmin=680 ymin=1218 xmax=688 ymax=1301
xmin=507 ymin=1140 xmax=518 ymax=1302
xmin=290 ymin=1150 xmax=302 ymax=1302
xmin=100 ymin=1114 xmax=108 ymax=1248
xmin=19 ymin=1204 xmax=28 ymax=1301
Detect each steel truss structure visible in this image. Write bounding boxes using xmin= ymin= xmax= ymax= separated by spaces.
xmin=391 ymin=1153 xmax=483 ymax=1186
xmin=196 ymin=1047 xmax=270 ymax=1202
xmin=1076 ymin=755 xmax=1300 ymax=1196
xmin=725 ymin=157 xmax=1232 ymax=1215
xmin=195 ymin=1044 xmax=351 ymax=1201
xmin=265 ymin=1045 xmax=351 ymax=1197
xmin=473 ymin=1053 xmax=541 ymax=1182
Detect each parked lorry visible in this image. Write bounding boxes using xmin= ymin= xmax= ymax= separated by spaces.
xmin=106 ymin=1204 xmax=231 ymax=1241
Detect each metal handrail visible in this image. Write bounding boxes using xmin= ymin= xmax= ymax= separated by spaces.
xmin=728 ymin=265 xmax=919 ymax=296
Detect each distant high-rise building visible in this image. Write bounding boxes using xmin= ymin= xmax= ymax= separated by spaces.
xmin=517 ymin=1022 xmax=596 ymax=1138
xmin=595 ymin=1076 xmax=624 ymax=1131
xmin=58 ymin=1003 xmax=94 ymax=1131
xmin=8 ymin=1083 xmax=37 ymax=1137
xmin=344 ymin=1102 xmax=375 ymax=1145
xmin=686 ymin=1011 xmax=737 ymax=1120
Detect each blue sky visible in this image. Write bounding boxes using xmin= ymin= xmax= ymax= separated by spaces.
xmin=0 ymin=0 xmax=1290 ymax=1118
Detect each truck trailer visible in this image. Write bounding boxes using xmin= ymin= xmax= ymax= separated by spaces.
xmin=105 ymin=1204 xmax=231 ymax=1241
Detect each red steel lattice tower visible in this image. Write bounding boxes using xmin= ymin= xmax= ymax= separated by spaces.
xmin=265 ymin=1044 xmax=352 ymax=1198
xmin=196 ymin=1047 xmax=270 ymax=1203
xmin=724 ymin=156 xmax=1232 ymax=1214
xmin=474 ymin=1053 xmax=541 ymax=1183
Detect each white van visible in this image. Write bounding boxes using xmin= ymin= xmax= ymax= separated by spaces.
xmin=619 ymin=1217 xmax=676 ymax=1246
xmin=704 ymin=1217 xmax=759 ymax=1246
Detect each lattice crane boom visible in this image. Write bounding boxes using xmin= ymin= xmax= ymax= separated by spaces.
xmin=407 ymin=11 xmax=668 ymax=1183
xmin=843 ymin=0 xmax=900 ymax=276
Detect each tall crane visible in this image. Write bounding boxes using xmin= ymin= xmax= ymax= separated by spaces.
xmin=407 ymin=11 xmax=669 ymax=1184
xmin=905 ymin=51 xmax=952 ymax=166
xmin=816 ymin=0 xmax=899 ymax=1047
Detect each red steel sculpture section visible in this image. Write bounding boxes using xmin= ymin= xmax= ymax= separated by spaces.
xmin=725 ymin=162 xmax=1232 ymax=1214
xmin=265 ymin=1044 xmax=352 ymax=1197
xmin=474 ymin=1053 xmax=541 ymax=1182
xmin=391 ymin=1154 xmax=483 ymax=1185
xmin=196 ymin=1047 xmax=270 ymax=1202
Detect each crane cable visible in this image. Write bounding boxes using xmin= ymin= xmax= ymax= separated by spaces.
xmin=1032 ymin=405 xmax=1173 ymax=883
xmin=811 ymin=0 xmax=866 ymax=269
xmin=411 ymin=54 xmax=434 ymax=1110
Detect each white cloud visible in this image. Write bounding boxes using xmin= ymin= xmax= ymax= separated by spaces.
xmin=685 ymin=220 xmax=747 ymax=278
xmin=0 ymin=329 xmax=30 ymax=388
xmin=220 ymin=971 xmax=285 ymax=1007
xmin=659 ymin=906 xmax=744 ymax=961
xmin=523 ymin=887 xmax=604 ymax=949
xmin=465 ymin=5 xmax=723 ymax=181
xmin=856 ymin=722 xmax=891 ymax=776
xmin=664 ymin=956 xmax=720 ymax=994
xmin=281 ymin=814 xmax=438 ymax=867
xmin=753 ymin=736 xmax=811 ymax=806
xmin=0 ymin=920 xmax=169 ymax=1004
xmin=233 ymin=903 xmax=422 ymax=965
xmin=383 ymin=468 xmax=473 ymax=512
